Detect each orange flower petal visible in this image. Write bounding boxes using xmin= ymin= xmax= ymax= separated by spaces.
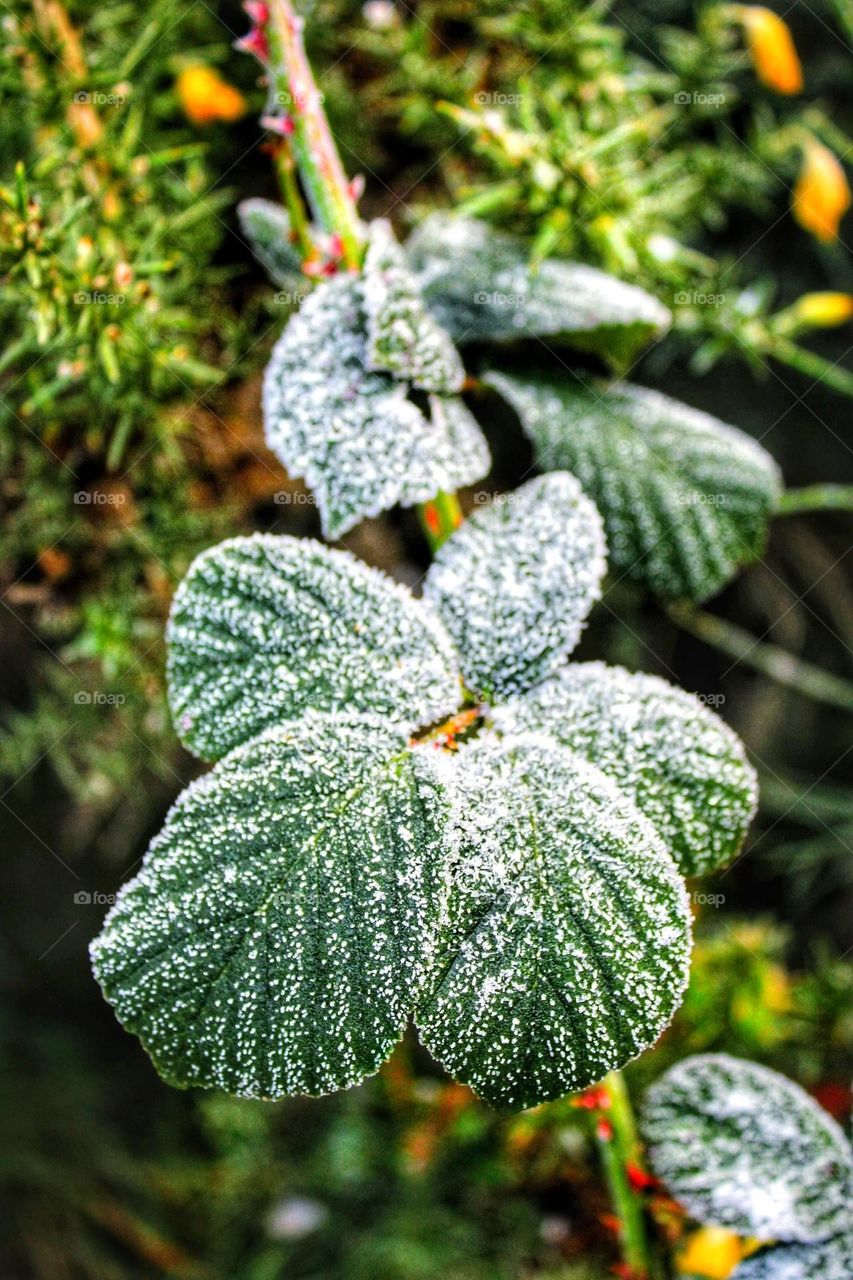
xmin=176 ymin=66 xmax=247 ymax=125
xmin=793 ymin=139 xmax=852 ymax=243
xmin=737 ymin=6 xmax=803 ymax=95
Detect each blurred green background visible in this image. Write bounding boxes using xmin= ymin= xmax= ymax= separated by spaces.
xmin=1 ymin=1 xmax=851 ymax=1276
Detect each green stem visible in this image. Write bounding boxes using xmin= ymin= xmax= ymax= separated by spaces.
xmin=767 ymin=336 xmax=853 ymax=400
xmin=265 ymin=0 xmax=363 ymax=269
xmin=274 ymin=138 xmax=314 ymax=261
xmin=777 ymin=484 xmax=853 ymax=515
xmin=595 ymin=1072 xmax=661 ymax=1280
xmin=670 ymin=605 xmax=853 ymax=712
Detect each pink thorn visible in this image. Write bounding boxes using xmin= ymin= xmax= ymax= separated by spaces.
xmin=243 ymin=1 xmax=269 ymax=23
xmin=235 ymin=27 xmax=269 ymax=61
xmin=328 ymin=232 xmax=344 ymax=259
xmin=348 ymin=174 xmax=365 ymax=201
xmin=261 ymin=113 xmax=294 ymax=136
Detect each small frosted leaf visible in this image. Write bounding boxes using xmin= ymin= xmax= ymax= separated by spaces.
xmin=238 ymin=198 xmax=305 ymax=289
xmin=167 ymin=533 xmax=461 ymax=760
xmin=733 ymin=1233 xmax=853 ymax=1280
xmin=495 ymin=662 xmax=757 ymax=876
xmin=486 ymin=370 xmax=782 ymax=603
xmin=643 ymin=1054 xmax=853 ymax=1243
xmin=363 ymin=219 xmax=465 ymax=393
xmin=263 ymin=273 xmax=489 ymax=537
xmin=406 ymin=213 xmax=671 ymax=368
xmin=90 ymin=716 xmax=447 ymax=1098
xmin=423 ymin=474 xmax=606 ymax=699
xmin=414 ymin=731 xmax=691 ymax=1110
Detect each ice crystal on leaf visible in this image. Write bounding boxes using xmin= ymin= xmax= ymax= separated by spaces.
xmin=363 ymin=219 xmax=465 ymax=393
xmin=413 ymin=732 xmax=691 ymax=1109
xmin=91 ymin=715 xmax=446 ymax=1098
xmin=167 ymin=534 xmax=461 ymax=761
xmin=643 ymin=1055 xmax=853 ymax=1244
xmin=486 ymin=370 xmax=782 ymax=603
xmin=495 ymin=662 xmax=757 ymax=876
xmin=238 ymin=198 xmax=305 ymax=290
xmin=93 ymin=526 xmax=757 ymax=1107
xmin=263 ymin=227 xmax=488 ymax=538
xmin=406 ymin=213 xmax=671 ymax=368
xmin=423 ymin=474 xmax=606 ymax=699
xmin=732 ymin=1233 xmax=853 ymax=1280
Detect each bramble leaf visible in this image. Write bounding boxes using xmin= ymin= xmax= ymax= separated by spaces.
xmin=423 ymin=474 xmax=606 ymax=699
xmin=495 ymin=662 xmax=757 ymax=876
xmin=167 ymin=534 xmax=461 ymax=761
xmin=732 ymin=1233 xmax=853 ymax=1280
xmin=237 ymin=198 xmax=305 ymax=290
xmin=414 ymin=732 xmax=691 ymax=1109
xmin=263 ymin=273 xmax=489 ymax=537
xmin=90 ymin=716 xmax=448 ymax=1098
xmin=486 ymin=370 xmax=782 ymax=602
xmin=406 ymin=213 xmax=671 ymax=367
xmin=363 ymin=219 xmax=465 ymax=393
xmin=643 ymin=1054 xmax=853 ymax=1243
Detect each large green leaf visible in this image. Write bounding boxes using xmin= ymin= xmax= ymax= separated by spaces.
xmin=733 ymin=1233 xmax=853 ymax=1280
xmin=414 ymin=732 xmax=691 ymax=1109
xmin=495 ymin=662 xmax=757 ymax=876
xmin=167 ymin=534 xmax=461 ymax=761
xmin=486 ymin=370 xmax=782 ymax=603
xmin=406 ymin=213 xmax=671 ymax=367
xmin=423 ymin=474 xmax=606 ymax=700
xmin=263 ymin=272 xmax=489 ymax=538
xmin=643 ymin=1055 xmax=853 ymax=1243
xmin=237 ymin=198 xmax=305 ymax=290
xmin=363 ymin=219 xmax=464 ymax=393
xmin=91 ymin=716 xmax=446 ymax=1098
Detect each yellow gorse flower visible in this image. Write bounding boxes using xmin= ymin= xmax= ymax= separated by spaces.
xmin=790 ymin=292 xmax=853 ymax=328
xmin=678 ymin=1225 xmax=749 ymax=1279
xmin=176 ymin=65 xmax=247 ymax=126
xmin=793 ymin=138 xmax=852 ymax=243
xmin=734 ymin=6 xmax=803 ymax=95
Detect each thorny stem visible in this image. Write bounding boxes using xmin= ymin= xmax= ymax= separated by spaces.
xmin=777 ymin=484 xmax=853 ymax=515
xmin=669 ymin=604 xmax=853 ymax=712
xmin=264 ymin=0 xmax=363 ymax=269
xmin=273 ymin=137 xmax=314 ymax=261
xmin=580 ymin=1073 xmax=663 ymax=1280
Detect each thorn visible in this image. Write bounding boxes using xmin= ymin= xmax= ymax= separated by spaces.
xmin=235 ymin=27 xmax=269 ymax=61
xmin=596 ymin=1118 xmax=614 ymax=1142
xmin=261 ymin=113 xmax=294 ymax=136
xmin=626 ymin=1162 xmax=657 ymax=1192
xmin=243 ymin=0 xmax=269 ymax=22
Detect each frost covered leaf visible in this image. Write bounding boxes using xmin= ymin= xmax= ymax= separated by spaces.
xmin=643 ymin=1054 xmax=853 ymax=1243
xmin=495 ymin=662 xmax=756 ymax=876
xmin=732 ymin=1233 xmax=853 ymax=1280
xmin=363 ymin=219 xmax=465 ymax=393
xmin=406 ymin=213 xmax=671 ymax=367
xmin=90 ymin=716 xmax=447 ymax=1098
xmin=423 ymin=474 xmax=606 ymax=699
xmin=167 ymin=533 xmax=461 ymax=761
xmin=263 ymin=273 xmax=489 ymax=537
xmin=238 ymin=198 xmax=305 ymax=290
xmin=414 ymin=732 xmax=691 ymax=1109
xmin=486 ymin=370 xmax=782 ymax=603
